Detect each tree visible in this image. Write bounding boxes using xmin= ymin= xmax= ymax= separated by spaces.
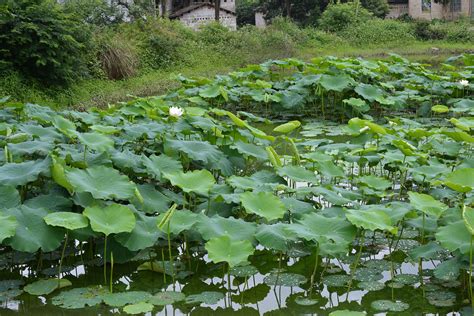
xmin=215 ymin=0 xmax=221 ymax=21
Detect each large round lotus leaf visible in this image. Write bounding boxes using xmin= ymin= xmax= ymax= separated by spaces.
xmin=463 ymin=206 xmax=474 ymax=235
xmin=66 ymin=165 xmax=136 ymax=200
xmin=241 ymin=191 xmax=286 ymax=221
xmin=83 ymin=204 xmax=136 ymax=236
xmin=44 ymin=212 xmax=89 ymax=230
xmin=319 ymin=74 xmax=352 ymax=92
xmin=315 ymin=161 xmax=345 ymax=178
xmin=231 ymin=141 xmax=267 ymax=160
xmin=52 ymin=115 xmax=76 ymax=138
xmin=165 ymin=139 xmax=224 ymax=166
xmin=24 ymin=278 xmax=71 ymax=296
xmin=196 ymin=216 xmax=257 ymax=241
xmin=0 ymin=158 xmax=50 ymax=186
xmin=132 ymin=184 xmax=171 ymax=214
xmin=102 ymin=291 xmax=152 ymax=307
xmin=289 ymin=213 xmax=356 ymax=246
xmin=355 ymin=83 xmax=384 ymax=102
xmin=77 ymin=132 xmax=114 ymax=151
xmin=231 ymin=283 xmax=270 ymax=305
xmin=358 ymin=281 xmax=385 ymax=291
xmin=0 ymin=185 xmax=20 ymax=209
xmin=329 ymin=311 xmax=366 ymax=316
xmin=346 ymin=209 xmax=397 ymax=234
xmin=148 ymin=291 xmax=185 ymax=305
xmin=263 ymin=273 xmax=307 ymax=287
xmin=294 ymin=296 xmax=318 ymax=306
xmin=371 ymin=300 xmax=409 ymax=312
xmin=431 ymin=104 xmax=449 ymax=113
xmin=434 ymin=257 xmax=461 ymax=281
xmin=343 ymin=98 xmax=370 ymax=113
xmin=123 ymin=302 xmax=154 ymax=314
xmin=436 ymin=220 xmax=471 ymax=254
xmin=322 ymin=275 xmax=351 ymax=287
xmin=5 ymin=206 xmax=64 ymax=253
xmin=0 ymin=213 xmax=17 ymax=243
xmin=408 ymin=191 xmax=448 ymax=218
xmin=358 ymin=175 xmax=391 ymax=191
xmin=115 ymin=212 xmax=162 ymax=251
xmin=277 ymin=165 xmax=318 ymax=183
xmin=353 ymin=268 xmax=383 ymax=282
xmin=426 ymin=290 xmax=456 ymax=307
xmin=52 ymin=287 xmax=107 ymax=309
xmin=143 ymin=154 xmax=182 ymax=181
xmin=156 ymin=209 xmax=199 ymax=235
xmin=255 ymin=223 xmax=297 ymax=252
xmin=165 ymin=170 xmax=215 ymax=195
xmin=229 ymin=265 xmax=258 ymax=277
xmin=393 ymin=274 xmax=419 ymax=285
xmin=205 ymin=235 xmax=254 ymax=267
xmin=444 ymin=168 xmax=474 ymax=193
xmin=185 ymin=291 xmax=224 ymax=305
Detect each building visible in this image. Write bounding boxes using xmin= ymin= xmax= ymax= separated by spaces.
xmin=388 ymin=0 xmax=473 ymax=19
xmin=165 ymin=0 xmax=237 ymax=30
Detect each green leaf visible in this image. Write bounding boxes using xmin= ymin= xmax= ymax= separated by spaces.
xmin=24 ymin=279 xmax=72 ymax=296
xmin=185 ymin=291 xmax=224 ymax=305
xmin=444 ymin=168 xmax=474 ymax=193
xmin=319 ymin=75 xmax=352 ymax=92
xmin=463 ymin=206 xmax=474 ymax=235
xmin=165 ymin=170 xmax=215 ymax=195
xmin=231 ymin=141 xmax=267 ymax=160
xmin=0 ymin=158 xmax=51 ymax=186
xmin=77 ymin=132 xmax=114 ymax=151
xmin=343 ymin=98 xmax=370 ymax=113
xmin=0 ymin=213 xmax=17 ymax=243
xmin=358 ymin=175 xmax=392 ymax=191
xmin=255 ymin=223 xmax=297 ymax=252
xmin=436 ymin=221 xmax=472 ymax=254
xmin=5 ymin=206 xmax=64 ymax=253
xmin=330 ymin=310 xmax=366 ymax=316
xmin=273 ymin=120 xmax=301 ymax=134
xmin=51 ymin=156 xmax=74 ymax=193
xmin=123 ymin=302 xmax=154 ymax=314
xmin=156 ymin=210 xmax=199 ymax=235
xmin=315 ymin=160 xmax=344 ymax=178
xmin=103 ymin=291 xmax=152 ymax=307
xmin=115 ymin=212 xmax=162 ymax=251
xmin=44 ymin=212 xmax=89 ymax=230
xmin=205 ymin=235 xmax=254 ymax=267
xmin=143 ymin=154 xmax=182 ymax=181
xmin=196 ymin=216 xmax=257 ymax=241
xmin=431 ymin=104 xmax=449 ymax=113
xmin=346 ymin=209 xmax=397 ymax=234
xmin=148 ymin=291 xmax=185 ymax=306
xmin=83 ymin=204 xmax=136 ymax=236
xmin=408 ymin=192 xmax=448 ymax=219
xmin=355 ymin=83 xmax=384 ymax=102
xmin=199 ymin=85 xmax=221 ymax=98
xmin=66 ymin=166 xmax=136 ymax=200
xmin=277 ymin=165 xmax=318 ymax=183
xmin=52 ymin=116 xmax=77 ymax=138
xmin=241 ymin=191 xmax=286 ymax=221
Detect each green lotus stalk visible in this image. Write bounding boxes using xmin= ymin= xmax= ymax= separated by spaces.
xmin=58 ymin=232 xmax=68 ymax=286
xmin=103 ymin=235 xmax=107 ymax=285
xmin=470 ymin=235 xmax=473 ymax=310
xmin=110 ymin=252 xmax=114 ymax=293
xmin=158 ymin=204 xmax=177 ymax=285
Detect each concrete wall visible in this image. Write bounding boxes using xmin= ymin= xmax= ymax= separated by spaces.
xmin=255 ymin=12 xmax=266 ymax=28
xmin=387 ymin=3 xmax=409 ymax=18
xmin=408 ymin=0 xmax=472 ymax=19
xmin=179 ymin=6 xmax=237 ymax=30
xmin=220 ymin=0 xmax=236 ymax=11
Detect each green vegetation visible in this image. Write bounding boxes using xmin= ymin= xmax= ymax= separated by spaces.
xmin=0 ymin=54 xmax=473 ymax=314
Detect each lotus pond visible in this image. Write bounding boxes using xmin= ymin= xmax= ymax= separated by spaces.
xmin=0 ymin=54 xmax=473 ymax=315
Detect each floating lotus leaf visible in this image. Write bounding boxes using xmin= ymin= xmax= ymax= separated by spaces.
xmin=66 ymin=165 xmax=136 ymax=200
xmin=444 ymin=168 xmax=474 ymax=193
xmin=241 ymin=191 xmax=286 ymax=221
xmin=315 ymin=160 xmax=345 ymax=178
xmin=123 ymin=302 xmax=154 ymax=314
xmin=83 ymin=204 xmax=136 ymax=236
xmin=148 ymin=291 xmax=185 ymax=305
xmin=322 ymin=275 xmax=351 ymax=287
xmin=329 ymin=310 xmax=366 ymax=316
xmin=229 ymin=265 xmax=258 ymax=277
xmin=205 ymin=235 xmax=254 ymax=267
xmin=44 ymin=212 xmax=89 ymax=230
xmin=392 ymin=274 xmax=419 ymax=285
xmin=426 ymin=291 xmax=456 ymax=307
xmin=0 ymin=158 xmax=51 ymax=186
xmin=294 ymin=296 xmax=318 ymax=306
xmin=231 ymin=283 xmax=270 ymax=305
xmin=371 ymin=300 xmax=409 ymax=312
xmin=52 ymin=287 xmax=107 ymax=309
xmin=358 ymin=281 xmax=385 ymax=291
xmin=185 ymin=291 xmax=224 ymax=305
xmin=353 ymin=268 xmax=383 ymax=282
xmin=24 ymin=278 xmax=71 ymax=296
xmin=408 ymin=191 xmax=448 ymax=218
xmin=5 ymin=206 xmax=64 ymax=253
xmin=263 ymin=273 xmax=307 ymax=287
xmin=0 ymin=213 xmax=17 ymax=243
xmin=102 ymin=291 xmax=152 ymax=307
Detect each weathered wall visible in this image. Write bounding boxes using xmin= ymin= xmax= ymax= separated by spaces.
xmin=179 ymin=6 xmax=237 ymax=30
xmin=387 ymin=3 xmax=409 ymax=18
xmin=408 ymin=0 xmax=472 ymax=19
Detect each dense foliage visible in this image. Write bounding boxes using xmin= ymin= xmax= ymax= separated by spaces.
xmin=0 ymin=54 xmax=473 ymax=314
xmin=0 ymin=0 xmax=91 ymax=85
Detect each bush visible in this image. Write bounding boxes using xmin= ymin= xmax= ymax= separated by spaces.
xmin=361 ymin=0 xmax=390 ymax=18
xmin=413 ymin=19 xmax=447 ymax=40
xmin=0 ymin=0 xmax=91 ymax=85
xmin=318 ymin=3 xmax=373 ymax=33
xmin=413 ymin=19 xmax=474 ymax=42
xmin=98 ymin=36 xmax=138 ymax=80
xmin=340 ymin=19 xmax=416 ymax=45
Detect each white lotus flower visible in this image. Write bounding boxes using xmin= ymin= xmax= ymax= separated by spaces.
xmin=169 ymin=106 xmax=184 ymax=118
xmin=359 ymin=126 xmax=370 ymax=133
xmin=459 ymin=79 xmax=469 ymax=86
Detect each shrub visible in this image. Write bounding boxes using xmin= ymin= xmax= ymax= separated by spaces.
xmin=340 ymin=19 xmax=416 ymax=45
xmin=413 ymin=19 xmax=447 ymax=40
xmin=318 ymin=3 xmax=373 ymax=33
xmin=0 ymin=0 xmax=91 ymax=85
xmin=361 ymin=0 xmax=390 ymax=18
xmin=98 ymin=36 xmax=138 ymax=80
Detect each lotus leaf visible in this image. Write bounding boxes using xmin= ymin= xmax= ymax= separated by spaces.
xmin=24 ymin=279 xmax=71 ymax=296
xmin=83 ymin=204 xmax=136 ymax=236
xmin=165 ymin=169 xmax=215 ymax=195
xmin=408 ymin=191 xmax=448 ymax=218
xmin=205 ymin=235 xmax=254 ymax=267
xmin=44 ymin=212 xmax=89 ymax=230
xmin=123 ymin=302 xmax=154 ymax=314
xmin=241 ymin=191 xmax=286 ymax=221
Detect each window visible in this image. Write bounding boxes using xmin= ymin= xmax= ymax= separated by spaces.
xmin=450 ymin=0 xmax=461 ymax=12
xmin=422 ymin=0 xmax=431 ymax=12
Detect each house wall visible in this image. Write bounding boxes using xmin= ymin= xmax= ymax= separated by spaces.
xmin=408 ymin=0 xmax=472 ymax=19
xmin=220 ymin=0 xmax=236 ymax=11
xmin=387 ymin=3 xmax=409 ymax=18
xmin=179 ymin=6 xmax=237 ymax=30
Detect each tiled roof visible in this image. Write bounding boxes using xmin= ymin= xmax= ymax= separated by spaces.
xmin=170 ymin=3 xmax=236 ymax=18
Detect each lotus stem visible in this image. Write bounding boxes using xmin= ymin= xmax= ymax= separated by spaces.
xmin=346 ymin=231 xmax=364 ymax=298
xmin=110 ymin=252 xmax=114 ymax=293
xmin=167 ymin=220 xmax=175 ymax=286
xmin=470 ymin=235 xmax=473 ymax=309
xmin=103 ymin=235 xmax=107 ymax=285
xmin=58 ymin=232 xmax=68 ymax=286
xmin=309 ymin=246 xmax=320 ymax=298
